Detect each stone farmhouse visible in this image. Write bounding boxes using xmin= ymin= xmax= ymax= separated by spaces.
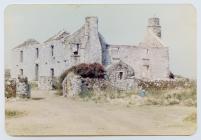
xmin=11 ymin=16 xmax=170 ymax=90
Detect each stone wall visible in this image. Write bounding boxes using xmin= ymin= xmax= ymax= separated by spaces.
xmin=62 ymin=72 xmax=82 ymax=97
xmin=106 ymin=61 xmax=136 ymax=91
xmin=16 ymin=76 xmax=31 ymax=98
xmin=62 ymin=72 xmax=109 ymax=97
xmin=136 ymin=78 xmax=195 ymax=90
xmin=108 ymin=45 xmax=169 ymax=80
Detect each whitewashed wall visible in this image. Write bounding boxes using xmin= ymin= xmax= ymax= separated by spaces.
xmin=108 ymin=45 xmax=169 ymax=80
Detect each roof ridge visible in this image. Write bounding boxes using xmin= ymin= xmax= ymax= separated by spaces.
xmin=13 ymin=39 xmax=40 ymax=49
xmin=44 ymin=30 xmax=70 ymax=43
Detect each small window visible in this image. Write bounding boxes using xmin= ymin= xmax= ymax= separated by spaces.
xmin=50 ymin=68 xmax=54 ymax=78
xmin=73 ymin=51 xmax=78 ymax=55
xmin=20 ymin=51 xmax=23 ymax=62
xmin=143 ymin=65 xmax=150 ymax=72
xmin=51 ymin=45 xmax=54 ymax=56
xmin=36 ymin=48 xmax=39 ymax=58
xmin=142 ymin=65 xmax=150 ymax=78
xmin=35 ymin=64 xmax=39 ymax=81
xmin=146 ymin=49 xmax=149 ymax=54
xmin=106 ymin=44 xmax=109 ymax=48
xmin=119 ymin=72 xmax=123 ymax=80
xmin=76 ymin=44 xmax=80 ymax=50
xmin=73 ymin=44 xmax=79 ymax=55
xmin=20 ymin=69 xmax=23 ymax=76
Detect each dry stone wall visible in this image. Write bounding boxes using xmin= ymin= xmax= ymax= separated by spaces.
xmin=62 ymin=72 xmax=110 ymax=97
xmin=16 ymin=76 xmax=31 ymax=98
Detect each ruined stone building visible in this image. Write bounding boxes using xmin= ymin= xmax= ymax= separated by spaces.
xmin=11 ymin=16 xmax=170 ymax=89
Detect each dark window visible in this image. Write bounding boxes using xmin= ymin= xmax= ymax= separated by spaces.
xmin=51 ymin=45 xmax=54 ymax=56
xmin=146 ymin=49 xmax=149 ymax=54
xmin=106 ymin=44 xmax=109 ymax=48
xmin=73 ymin=51 xmax=78 ymax=55
xmin=119 ymin=72 xmax=123 ymax=80
xmin=35 ymin=64 xmax=39 ymax=81
xmin=73 ymin=44 xmax=79 ymax=55
xmin=20 ymin=51 xmax=23 ymax=62
xmin=143 ymin=65 xmax=150 ymax=72
xmin=76 ymin=43 xmax=80 ymax=50
xmin=20 ymin=69 xmax=23 ymax=76
xmin=50 ymin=68 xmax=54 ymax=78
xmin=145 ymin=65 xmax=149 ymax=70
xmin=36 ymin=48 xmax=39 ymax=58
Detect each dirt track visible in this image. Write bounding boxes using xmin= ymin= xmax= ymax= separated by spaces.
xmin=5 ymin=90 xmax=196 ymax=136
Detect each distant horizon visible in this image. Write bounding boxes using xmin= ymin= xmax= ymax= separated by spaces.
xmin=4 ymin=4 xmax=196 ymax=78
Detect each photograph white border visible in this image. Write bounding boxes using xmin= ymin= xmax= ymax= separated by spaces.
xmin=0 ymin=0 xmax=200 ymax=140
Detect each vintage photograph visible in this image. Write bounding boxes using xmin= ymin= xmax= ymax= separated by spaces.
xmin=4 ymin=4 xmax=196 ymax=135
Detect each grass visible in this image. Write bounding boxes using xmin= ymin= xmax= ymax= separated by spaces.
xmin=5 ymin=109 xmax=26 ymax=118
xmin=30 ymin=81 xmax=38 ymax=90
xmin=76 ymin=84 xmax=197 ymax=106
xmin=58 ymin=76 xmax=196 ymax=106
xmin=78 ymin=87 xmax=138 ymax=104
xmin=79 ymin=89 xmax=94 ymax=99
xmin=183 ymin=112 xmax=197 ymax=123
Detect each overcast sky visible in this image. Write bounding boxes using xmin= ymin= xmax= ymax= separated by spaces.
xmin=4 ymin=4 xmax=196 ymax=78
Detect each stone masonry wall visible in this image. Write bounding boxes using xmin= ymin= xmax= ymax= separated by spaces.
xmin=108 ymin=45 xmax=169 ymax=80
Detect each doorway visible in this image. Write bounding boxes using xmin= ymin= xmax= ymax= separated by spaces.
xmin=35 ymin=64 xmax=39 ymax=81
xmin=20 ymin=69 xmax=23 ymax=76
xmin=50 ymin=68 xmax=54 ymax=78
xmin=142 ymin=65 xmax=150 ymax=79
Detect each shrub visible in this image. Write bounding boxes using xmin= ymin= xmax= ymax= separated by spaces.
xmin=59 ymin=63 xmax=105 ymax=84
xmin=5 ymin=79 xmax=16 ymax=98
xmin=74 ymin=63 xmax=105 ymax=78
xmin=79 ymin=89 xmax=94 ymax=98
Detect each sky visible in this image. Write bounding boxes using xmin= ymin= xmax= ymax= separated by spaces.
xmin=4 ymin=4 xmax=196 ymax=78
